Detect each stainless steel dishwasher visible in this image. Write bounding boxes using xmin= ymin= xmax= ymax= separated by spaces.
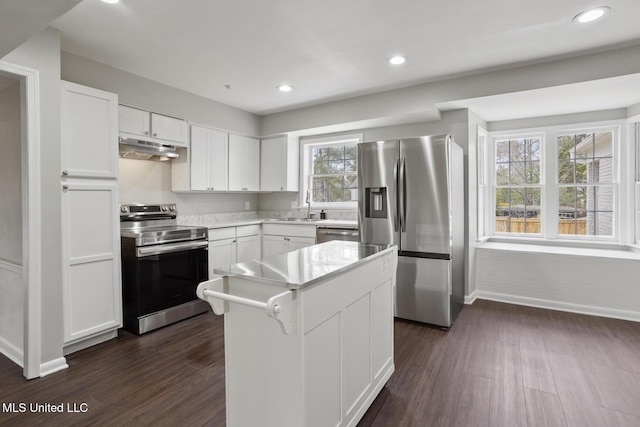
xmin=316 ymin=224 xmax=359 ymax=243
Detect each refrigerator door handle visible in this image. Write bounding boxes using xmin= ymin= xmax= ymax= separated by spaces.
xmin=399 ymin=156 xmax=406 ymax=232
xmin=394 ymin=157 xmax=400 ymax=232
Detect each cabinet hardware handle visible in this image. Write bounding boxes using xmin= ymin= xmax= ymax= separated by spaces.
xmin=62 ymin=170 xmax=68 ymax=176
xmin=62 ymin=184 xmax=69 ymax=190
xmin=144 ymin=131 xmax=149 ymax=135
xmin=153 ymin=133 xmax=157 ymax=137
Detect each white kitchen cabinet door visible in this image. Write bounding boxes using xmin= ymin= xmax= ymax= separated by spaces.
xmin=209 ymin=129 xmax=229 ymax=191
xmin=118 ymin=104 xmax=149 ymax=137
xmin=237 ymin=235 xmax=261 ymax=263
xmin=244 ymin=137 xmax=260 ymax=191
xmin=260 ymin=135 xmax=299 ymax=192
xmin=190 ymin=126 xmax=229 ymax=191
xmin=190 ymin=125 xmax=209 ymax=191
xmin=61 ymin=81 xmax=118 ymax=179
xmin=151 ymin=112 xmax=188 ymax=144
xmin=208 ymin=238 xmax=237 ymax=278
xmin=229 ymin=133 xmax=260 ymax=191
xmin=61 ymin=180 xmax=122 ymax=344
xmin=261 ymin=235 xmax=286 ymax=258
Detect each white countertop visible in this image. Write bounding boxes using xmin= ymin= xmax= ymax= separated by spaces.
xmin=190 ymin=218 xmax=358 ymax=229
xmin=214 ymin=241 xmax=392 ymax=289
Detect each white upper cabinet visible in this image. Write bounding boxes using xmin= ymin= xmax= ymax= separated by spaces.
xmin=61 ymin=81 xmax=118 ymax=179
xmin=151 ymin=112 xmax=189 ymax=143
xmin=260 ymin=135 xmax=299 ymax=192
xmin=190 ymin=125 xmax=229 ymax=191
xmin=118 ymin=105 xmax=188 ymax=146
xmin=229 ymin=133 xmax=260 ymax=191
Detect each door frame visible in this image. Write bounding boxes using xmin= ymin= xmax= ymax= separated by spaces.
xmin=0 ymin=60 xmax=42 ymax=379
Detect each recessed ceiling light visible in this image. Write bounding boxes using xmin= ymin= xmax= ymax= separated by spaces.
xmin=101 ymin=0 xmax=119 ymax=3
xmin=573 ymin=6 xmax=610 ymax=23
xmin=277 ymin=84 xmax=293 ymax=92
xmin=389 ymin=56 xmax=407 ymax=65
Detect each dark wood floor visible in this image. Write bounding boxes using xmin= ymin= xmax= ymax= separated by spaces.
xmin=1 ymin=300 xmax=639 ymax=426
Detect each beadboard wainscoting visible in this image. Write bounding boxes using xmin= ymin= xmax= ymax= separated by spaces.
xmin=0 ymin=261 xmax=23 ymax=367
xmin=475 ymin=243 xmax=640 ymax=322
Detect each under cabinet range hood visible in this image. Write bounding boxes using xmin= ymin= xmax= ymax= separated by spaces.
xmin=118 ymin=137 xmax=179 ymax=161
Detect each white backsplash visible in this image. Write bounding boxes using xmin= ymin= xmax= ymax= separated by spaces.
xmin=177 ymin=210 xmax=357 ymax=226
xmin=258 ymin=210 xmax=358 ymax=221
xmin=177 ymin=211 xmax=259 ymax=226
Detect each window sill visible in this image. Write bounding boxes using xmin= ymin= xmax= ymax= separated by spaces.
xmin=478 ymin=238 xmax=640 ymax=260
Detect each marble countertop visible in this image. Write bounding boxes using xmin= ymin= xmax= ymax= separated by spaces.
xmin=184 ymin=218 xmax=358 ymax=229
xmin=214 ymin=241 xmax=393 ymax=289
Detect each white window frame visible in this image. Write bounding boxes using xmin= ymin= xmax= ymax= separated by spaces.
xmin=300 ymin=133 xmax=363 ymax=210
xmin=489 ymin=131 xmax=545 ymax=238
xmin=486 ymin=120 xmax=627 ymax=244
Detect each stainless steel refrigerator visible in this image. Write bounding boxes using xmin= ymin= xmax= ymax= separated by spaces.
xmin=358 ymin=135 xmax=464 ymax=328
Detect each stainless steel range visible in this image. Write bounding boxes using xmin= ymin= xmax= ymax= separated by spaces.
xmin=120 ymin=203 xmax=209 ymax=334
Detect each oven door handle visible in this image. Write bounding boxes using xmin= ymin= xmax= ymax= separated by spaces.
xmin=136 ymin=240 xmax=208 ymax=257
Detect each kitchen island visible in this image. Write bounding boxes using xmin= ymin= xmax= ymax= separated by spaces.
xmin=197 ymin=241 xmax=397 ymax=427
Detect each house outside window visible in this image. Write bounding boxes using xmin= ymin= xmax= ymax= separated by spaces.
xmin=557 ymin=131 xmax=614 ymax=237
xmin=301 ymin=134 xmax=363 ymax=208
xmin=488 ymin=124 xmax=621 ymax=242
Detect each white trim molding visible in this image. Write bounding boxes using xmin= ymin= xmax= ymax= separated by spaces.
xmin=39 ymin=357 xmax=69 ymax=377
xmin=473 ymin=291 xmax=640 ymax=323
xmin=0 ymin=60 xmax=44 ymax=379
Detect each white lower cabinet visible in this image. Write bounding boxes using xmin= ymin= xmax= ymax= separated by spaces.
xmin=261 ymin=223 xmax=316 ymax=257
xmin=208 ymin=225 xmax=261 ymax=278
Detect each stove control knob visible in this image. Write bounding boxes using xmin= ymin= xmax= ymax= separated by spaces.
xmin=120 ymin=206 xmax=128 ymax=213
xmin=161 ymin=205 xmax=168 ymax=212
xmin=169 ymin=205 xmax=176 ymax=212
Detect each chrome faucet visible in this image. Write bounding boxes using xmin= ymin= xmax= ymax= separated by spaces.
xmin=305 ymin=189 xmax=312 ymax=219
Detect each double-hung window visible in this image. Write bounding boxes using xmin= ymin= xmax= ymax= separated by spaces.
xmin=489 ymin=123 xmax=621 ymax=241
xmin=301 ymin=134 xmax=362 ymax=208
xmin=494 ymin=135 xmax=542 ymax=235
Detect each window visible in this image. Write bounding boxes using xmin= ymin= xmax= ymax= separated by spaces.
xmin=557 ymin=131 xmax=614 ymax=237
xmin=301 ymin=134 xmax=362 ymax=207
xmin=488 ymin=124 xmax=621 ymax=242
xmin=494 ymin=135 xmax=542 ymax=234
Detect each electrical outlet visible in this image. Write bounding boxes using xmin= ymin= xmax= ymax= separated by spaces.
xmin=245 ymin=201 xmax=250 ymax=210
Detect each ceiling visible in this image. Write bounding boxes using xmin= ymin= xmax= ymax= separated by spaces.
xmin=0 ymin=0 xmax=81 ymax=58
xmin=39 ymin=0 xmax=640 ymax=119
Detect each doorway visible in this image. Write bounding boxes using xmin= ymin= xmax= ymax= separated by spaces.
xmin=0 ymin=61 xmax=42 ymax=379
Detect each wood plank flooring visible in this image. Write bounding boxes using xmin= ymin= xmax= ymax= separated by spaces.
xmin=1 ymin=299 xmax=639 ymax=426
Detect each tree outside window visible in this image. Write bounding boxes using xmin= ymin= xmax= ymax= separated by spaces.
xmin=494 ymin=137 xmax=541 ymax=234
xmin=310 ymin=143 xmax=358 ymax=203
xmin=557 ymin=131 xmax=614 ymax=237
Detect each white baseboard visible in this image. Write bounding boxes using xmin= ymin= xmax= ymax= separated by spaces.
xmin=474 ymin=290 xmax=640 ymax=322
xmin=464 ymin=291 xmax=478 ymax=305
xmin=40 ymin=357 xmax=68 ymax=377
xmin=0 ymin=336 xmax=23 ymax=368
xmin=63 ymin=329 xmax=118 ymax=356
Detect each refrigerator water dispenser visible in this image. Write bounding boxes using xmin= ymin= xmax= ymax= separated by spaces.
xmin=365 ymin=187 xmax=387 ymax=218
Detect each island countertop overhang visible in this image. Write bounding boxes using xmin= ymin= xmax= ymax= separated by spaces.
xmin=213 ymin=240 xmax=396 ymax=289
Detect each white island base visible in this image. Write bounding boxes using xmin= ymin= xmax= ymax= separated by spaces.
xmin=198 ymin=242 xmax=397 ymax=427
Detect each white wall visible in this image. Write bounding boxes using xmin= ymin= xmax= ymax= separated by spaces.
xmin=0 ymin=80 xmax=24 ymax=364
xmin=476 ymin=244 xmax=640 ymax=321
xmin=2 ymin=27 xmax=65 ymax=368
